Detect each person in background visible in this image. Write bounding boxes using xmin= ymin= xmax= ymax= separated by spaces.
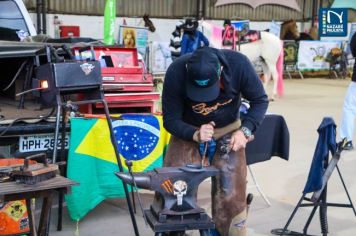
xmin=339 ymin=32 xmax=356 ymax=150
xmin=180 ymin=18 xmax=209 ymax=55
xmin=162 ymin=46 xmax=268 ymax=236
xmin=222 ymin=19 xmax=235 ymax=47
xmin=169 ymin=22 xmax=183 ymax=60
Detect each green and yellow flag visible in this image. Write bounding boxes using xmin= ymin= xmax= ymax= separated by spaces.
xmin=66 ymin=114 xmax=170 ymax=220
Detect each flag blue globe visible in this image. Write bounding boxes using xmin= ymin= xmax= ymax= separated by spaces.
xmin=113 ymin=114 xmax=160 ymax=161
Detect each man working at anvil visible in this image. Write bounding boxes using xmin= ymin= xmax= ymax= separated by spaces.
xmin=161 ymin=46 xmax=269 ymax=236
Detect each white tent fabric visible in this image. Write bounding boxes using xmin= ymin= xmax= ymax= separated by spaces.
xmin=214 ymin=0 xmax=301 ymax=12
xmin=331 ymin=0 xmax=356 ymax=10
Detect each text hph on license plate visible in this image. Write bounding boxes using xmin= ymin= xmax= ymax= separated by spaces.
xmin=19 ymin=134 xmax=70 ymax=153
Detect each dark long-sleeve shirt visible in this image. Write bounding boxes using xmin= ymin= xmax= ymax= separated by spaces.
xmin=162 ymin=48 xmax=269 ymax=141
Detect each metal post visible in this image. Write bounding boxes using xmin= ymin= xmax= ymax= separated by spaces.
xmin=302 ymin=199 xmax=319 ymax=234
xmin=52 ymin=100 xmax=61 ymax=163
xmin=196 ymin=0 xmax=200 ymax=19
xmin=42 ymin=0 xmax=46 ymax=34
xmin=318 ymin=0 xmax=322 ymax=40
xmin=36 ymin=0 xmax=41 ymax=34
xmin=102 ymin=100 xmax=140 ymax=236
xmin=57 ymin=106 xmax=67 ymax=231
xmin=336 ymin=166 xmax=356 ymax=216
xmin=18 ymin=59 xmax=33 ymax=109
xmin=302 ymin=0 xmax=306 ymax=21
xmin=202 ymin=0 xmax=206 ymax=20
xmin=311 ymin=0 xmax=317 ymax=27
xmin=319 ymin=154 xmax=329 ymax=236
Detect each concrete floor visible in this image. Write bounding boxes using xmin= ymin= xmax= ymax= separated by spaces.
xmin=47 ymin=78 xmax=356 ymax=236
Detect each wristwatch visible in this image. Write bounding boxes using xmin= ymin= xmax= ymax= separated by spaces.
xmin=239 ymin=126 xmax=252 ymax=139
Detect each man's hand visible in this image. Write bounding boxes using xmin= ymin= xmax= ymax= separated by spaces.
xmin=230 ymin=130 xmax=254 ymax=151
xmin=193 ymin=122 xmax=215 ymax=143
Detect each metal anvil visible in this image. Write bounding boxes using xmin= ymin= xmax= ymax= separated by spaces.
xmin=115 ymin=165 xmax=219 ymax=223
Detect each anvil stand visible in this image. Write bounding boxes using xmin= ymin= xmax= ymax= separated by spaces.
xmin=116 ymin=164 xmax=219 ymax=236
xmin=271 ymin=151 xmax=356 ymax=236
xmin=39 ymin=46 xmax=139 ymax=235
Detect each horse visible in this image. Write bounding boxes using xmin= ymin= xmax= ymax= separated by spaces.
xmin=202 ymin=21 xmax=284 ymax=100
xmin=238 ymin=31 xmax=284 ymax=100
xmin=281 ymin=20 xmax=318 ymax=41
xmin=143 ymin=14 xmax=156 ymax=33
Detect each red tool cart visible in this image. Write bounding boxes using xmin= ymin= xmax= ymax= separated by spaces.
xmin=75 ymin=46 xmax=160 ymax=113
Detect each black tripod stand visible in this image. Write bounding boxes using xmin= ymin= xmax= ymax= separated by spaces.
xmin=272 ymin=119 xmax=356 ymax=236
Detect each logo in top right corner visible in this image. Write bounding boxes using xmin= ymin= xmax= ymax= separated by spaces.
xmin=319 ymin=8 xmax=348 ymax=37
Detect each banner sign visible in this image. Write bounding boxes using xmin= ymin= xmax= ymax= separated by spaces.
xmin=231 ymin=20 xmax=250 ymax=32
xmin=118 ymin=25 xmax=148 ymax=57
xmin=201 ymin=21 xmax=223 ymax=49
xmin=319 ymin=8 xmax=348 ymax=37
xmin=151 ymin=42 xmax=173 ymax=73
xmin=269 ymin=21 xmax=281 ymax=38
xmin=283 ymin=40 xmax=299 ymax=65
xmin=297 ymin=40 xmax=341 ymax=71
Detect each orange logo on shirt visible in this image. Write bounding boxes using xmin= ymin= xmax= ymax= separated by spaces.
xmin=192 ymin=99 xmax=232 ymax=115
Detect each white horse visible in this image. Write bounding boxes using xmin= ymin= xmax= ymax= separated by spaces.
xmin=202 ymin=22 xmax=284 ymax=100
xmin=239 ymin=31 xmax=283 ymax=100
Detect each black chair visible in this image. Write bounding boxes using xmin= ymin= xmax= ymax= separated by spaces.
xmin=271 ymin=117 xmax=356 ymax=236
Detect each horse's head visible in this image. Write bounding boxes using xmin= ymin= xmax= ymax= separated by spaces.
xmin=143 ymin=14 xmax=156 ymax=33
xmin=281 ymin=20 xmax=300 ymax=40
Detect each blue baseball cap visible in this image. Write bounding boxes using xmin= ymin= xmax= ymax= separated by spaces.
xmin=186 ymin=47 xmax=221 ymax=102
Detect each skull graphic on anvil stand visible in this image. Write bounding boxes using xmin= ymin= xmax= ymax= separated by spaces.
xmin=173 ymin=180 xmax=188 ymax=206
xmin=116 ymin=164 xmax=219 ymax=235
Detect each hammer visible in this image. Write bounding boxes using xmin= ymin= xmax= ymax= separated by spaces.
xmin=201 ymin=142 xmax=210 ymax=167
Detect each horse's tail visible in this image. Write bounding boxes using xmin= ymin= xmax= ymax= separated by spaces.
xmin=276 ymin=42 xmax=284 ymax=97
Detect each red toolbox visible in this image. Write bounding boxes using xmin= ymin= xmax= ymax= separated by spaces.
xmin=74 ymin=46 xmax=159 ymax=113
xmin=91 ymin=92 xmax=160 ymax=113
xmin=60 ymin=25 xmax=80 ymax=37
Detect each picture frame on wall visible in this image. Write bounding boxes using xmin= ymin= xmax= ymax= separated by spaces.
xmin=118 ymin=25 xmax=149 ymax=57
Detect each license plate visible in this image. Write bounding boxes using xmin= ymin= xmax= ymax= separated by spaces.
xmin=19 ymin=134 xmax=70 ymax=153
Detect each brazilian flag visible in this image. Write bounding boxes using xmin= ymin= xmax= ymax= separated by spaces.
xmin=66 ymin=114 xmax=170 ymax=220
